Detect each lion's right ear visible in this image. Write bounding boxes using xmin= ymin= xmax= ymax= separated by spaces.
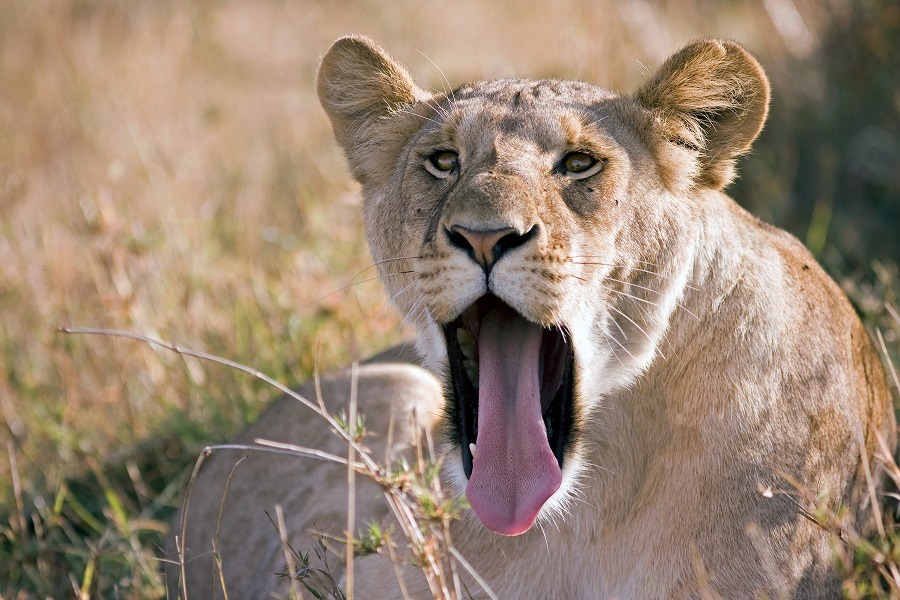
xmin=317 ymin=36 xmax=429 ymax=187
xmin=635 ymin=39 xmax=770 ymax=190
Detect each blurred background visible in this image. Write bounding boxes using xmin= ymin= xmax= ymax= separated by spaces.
xmin=0 ymin=0 xmax=897 ymax=596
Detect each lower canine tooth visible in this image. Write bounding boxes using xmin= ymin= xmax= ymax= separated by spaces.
xmin=469 ymin=443 xmax=477 ymax=458
xmin=463 ymin=359 xmax=479 ymax=388
xmin=456 ymin=328 xmax=477 ymax=360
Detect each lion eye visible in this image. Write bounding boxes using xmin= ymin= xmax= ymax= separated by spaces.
xmin=562 ymin=152 xmax=598 ymax=174
xmin=425 ymin=151 xmax=459 ymax=178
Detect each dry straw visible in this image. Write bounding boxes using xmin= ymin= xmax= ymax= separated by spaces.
xmin=60 ymin=326 xmax=496 ymax=600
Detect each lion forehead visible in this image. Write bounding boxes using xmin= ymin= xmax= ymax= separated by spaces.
xmin=413 ymin=83 xmax=629 ymax=175
xmin=452 ymin=78 xmax=615 ymax=105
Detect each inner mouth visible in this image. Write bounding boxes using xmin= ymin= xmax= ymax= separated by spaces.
xmin=443 ymin=294 xmax=576 ymax=535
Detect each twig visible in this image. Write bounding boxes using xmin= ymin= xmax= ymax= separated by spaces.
xmin=212 ymin=455 xmax=247 ymax=600
xmin=275 ymin=504 xmax=302 ymax=600
xmin=63 ymin=324 xmax=386 ymax=472
xmin=346 ymin=363 xmax=359 ymax=600
xmin=61 ymin=325 xmax=493 ymax=600
xmin=253 ymin=439 xmax=359 ymax=468
xmin=177 ymin=446 xmax=213 ymax=600
xmin=386 ymin=538 xmax=413 ymax=600
xmin=175 ymin=443 xmax=354 ymax=598
xmin=876 ymin=329 xmax=900 ymax=393
xmin=448 ymin=547 xmax=499 ymax=600
xmin=6 ymin=441 xmax=28 ymax=544
xmin=59 ymin=326 xmax=324 ymax=418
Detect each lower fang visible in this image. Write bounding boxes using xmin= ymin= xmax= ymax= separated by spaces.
xmin=464 ymin=359 xmax=479 ymax=388
xmin=469 ymin=443 xmax=477 ymax=458
xmin=456 ymin=328 xmax=477 ymax=359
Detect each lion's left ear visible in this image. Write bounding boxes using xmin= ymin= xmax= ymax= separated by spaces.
xmin=635 ymin=39 xmax=770 ymax=190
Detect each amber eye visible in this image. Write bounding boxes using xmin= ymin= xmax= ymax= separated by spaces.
xmin=424 ymin=151 xmax=459 ymax=178
xmin=562 ymin=152 xmax=598 ymax=174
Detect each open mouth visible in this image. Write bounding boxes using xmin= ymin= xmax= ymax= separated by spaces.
xmin=443 ymin=294 xmax=576 ymax=535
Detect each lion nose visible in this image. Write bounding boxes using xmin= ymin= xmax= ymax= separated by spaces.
xmin=446 ymin=225 xmax=537 ymax=273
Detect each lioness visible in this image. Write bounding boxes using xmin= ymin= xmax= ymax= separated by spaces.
xmin=167 ymin=37 xmax=895 ymax=598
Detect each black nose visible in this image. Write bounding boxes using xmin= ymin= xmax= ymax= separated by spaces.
xmin=446 ymin=224 xmax=537 ymax=273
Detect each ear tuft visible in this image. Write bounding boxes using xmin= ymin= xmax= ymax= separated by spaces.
xmin=636 ymin=39 xmax=770 ymax=189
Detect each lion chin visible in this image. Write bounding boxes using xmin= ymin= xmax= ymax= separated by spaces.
xmin=167 ymin=36 xmax=895 ymax=599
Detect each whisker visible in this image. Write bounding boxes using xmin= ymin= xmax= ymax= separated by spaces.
xmin=608 ymin=312 xmax=628 ymax=341
xmin=410 ymin=81 xmax=450 ymax=120
xmin=398 ymin=300 xmax=428 ymax=336
xmin=464 ymin=514 xmax=482 ymax=538
xmin=423 ymin=96 xmax=450 ymax=120
xmin=394 ymin=292 xmax=420 ymax=317
xmin=677 ymin=303 xmax=700 ymax=321
xmin=347 ymin=255 xmax=423 ymax=284
xmin=631 ymin=298 xmax=678 ymax=355
xmin=394 ymin=107 xmax=442 ymax=127
xmin=570 ymin=260 xmax=699 ymax=291
xmin=564 ymin=273 xmax=590 ymax=283
xmin=296 ymin=271 xmax=414 ymax=314
xmin=602 ymin=276 xmax=701 ymax=321
xmin=600 ymin=286 xmax=664 ymax=310
xmin=607 ymin=304 xmax=666 ymax=361
xmin=603 ymin=335 xmax=627 ymax=368
xmin=536 ymin=521 xmax=551 ymax=555
xmin=576 ymin=459 xmax=614 ymax=478
xmin=568 ymin=256 xmax=663 ymax=267
xmin=604 ymin=330 xmax=637 ymax=363
xmin=605 ymin=276 xmax=669 ymax=299
xmin=417 ymin=49 xmax=457 ymax=105
xmin=395 ymin=291 xmax=432 ymax=338
xmin=388 ymin=278 xmax=422 ymax=304
xmin=599 ymin=285 xmax=700 ymax=326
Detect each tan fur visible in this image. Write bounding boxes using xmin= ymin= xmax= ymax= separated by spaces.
xmin=167 ymin=37 xmax=895 ymax=598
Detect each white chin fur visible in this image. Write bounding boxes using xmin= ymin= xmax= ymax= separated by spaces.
xmin=415 ymin=318 xmax=447 ymax=374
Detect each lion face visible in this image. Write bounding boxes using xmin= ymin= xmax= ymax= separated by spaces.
xmin=318 ymin=37 xmax=769 ymax=535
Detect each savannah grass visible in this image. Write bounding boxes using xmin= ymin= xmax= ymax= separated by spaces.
xmin=53 ymin=326 xmax=487 ymax=599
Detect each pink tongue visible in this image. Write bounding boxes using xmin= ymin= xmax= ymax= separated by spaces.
xmin=465 ymin=307 xmax=562 ymax=536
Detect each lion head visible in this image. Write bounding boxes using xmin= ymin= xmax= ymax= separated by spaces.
xmin=317 ymin=36 xmax=769 ymax=536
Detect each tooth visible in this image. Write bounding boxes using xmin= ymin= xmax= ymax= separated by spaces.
xmin=463 ymin=358 xmax=479 ymax=388
xmin=469 ymin=443 xmax=477 ymax=458
xmin=456 ymin=328 xmax=477 ymax=360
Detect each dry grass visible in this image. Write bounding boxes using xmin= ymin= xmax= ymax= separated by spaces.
xmin=0 ymin=0 xmax=897 ymax=597
xmin=84 ymin=325 xmax=476 ymax=599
